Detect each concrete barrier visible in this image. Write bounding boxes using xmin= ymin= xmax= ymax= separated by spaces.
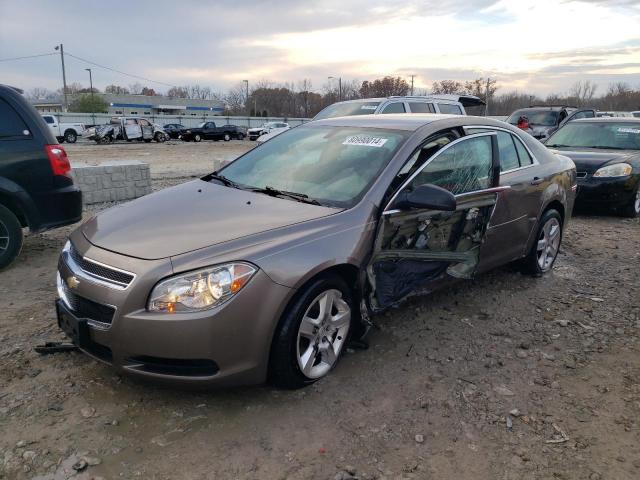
xmin=71 ymin=160 xmax=152 ymax=205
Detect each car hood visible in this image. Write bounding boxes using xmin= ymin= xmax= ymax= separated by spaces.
xmin=82 ymin=180 xmax=339 ymax=260
xmin=548 ymin=149 xmax=636 ymax=173
xmin=248 ymin=127 xmax=265 ymax=133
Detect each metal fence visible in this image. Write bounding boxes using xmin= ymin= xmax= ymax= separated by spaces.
xmin=54 ymin=113 xmax=311 ymax=128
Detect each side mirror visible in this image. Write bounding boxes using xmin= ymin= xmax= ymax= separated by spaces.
xmin=392 ymin=184 xmax=457 ymax=211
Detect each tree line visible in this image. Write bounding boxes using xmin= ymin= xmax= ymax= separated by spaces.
xmin=26 ymin=77 xmax=640 ymax=116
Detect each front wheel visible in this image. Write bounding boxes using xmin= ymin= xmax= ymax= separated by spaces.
xmin=620 ymin=186 xmax=640 ymax=218
xmin=270 ymin=276 xmax=353 ymax=389
xmin=0 ymin=204 xmax=23 ymax=270
xmin=193 ymin=134 xmax=202 ymax=143
xmin=155 ymin=132 xmax=167 ymax=143
xmin=223 ymin=133 xmax=231 ymax=142
xmin=520 ymin=209 xmax=563 ymax=276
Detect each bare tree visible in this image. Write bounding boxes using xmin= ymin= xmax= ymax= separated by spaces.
xmin=568 ymin=80 xmax=598 ymax=106
xmin=431 ymin=80 xmax=464 ymax=95
xmin=26 ymin=87 xmax=56 ymax=99
xmin=128 ymin=82 xmax=143 ymax=94
xmin=105 ymin=84 xmax=130 ymax=95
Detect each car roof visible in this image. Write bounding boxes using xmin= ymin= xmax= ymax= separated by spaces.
xmin=309 ymin=113 xmax=503 ymax=131
xmin=571 ymin=117 xmax=640 ymax=123
xmin=329 ymin=94 xmax=484 ymax=106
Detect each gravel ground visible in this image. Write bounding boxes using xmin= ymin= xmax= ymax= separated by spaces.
xmin=0 ymin=141 xmax=639 ymax=479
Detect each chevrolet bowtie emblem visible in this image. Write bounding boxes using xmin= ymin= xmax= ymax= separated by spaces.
xmin=66 ymin=276 xmax=80 ymax=289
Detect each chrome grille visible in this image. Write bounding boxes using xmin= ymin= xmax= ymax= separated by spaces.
xmin=66 ymin=243 xmax=135 ymax=289
xmin=57 ymin=273 xmax=116 ymax=326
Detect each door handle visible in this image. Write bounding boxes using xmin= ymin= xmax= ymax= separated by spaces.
xmin=530 ymin=177 xmax=543 ymax=185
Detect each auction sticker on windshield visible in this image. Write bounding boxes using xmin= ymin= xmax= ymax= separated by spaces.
xmin=617 ymin=127 xmax=640 ymax=134
xmin=343 ymin=135 xmax=389 ymax=147
xmin=360 ymin=105 xmax=378 ymax=110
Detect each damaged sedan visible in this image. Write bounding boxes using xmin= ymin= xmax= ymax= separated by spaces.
xmin=55 ymin=114 xmax=575 ymax=389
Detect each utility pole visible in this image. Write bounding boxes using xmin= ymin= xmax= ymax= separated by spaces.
xmin=328 ymin=76 xmax=342 ymax=101
xmin=55 ymin=44 xmax=68 ymax=111
xmin=243 ymin=79 xmax=249 ymax=115
xmin=410 ymin=75 xmax=415 ymax=96
xmin=485 ymin=77 xmax=491 ymax=116
xmin=85 ymin=68 xmax=93 ymax=97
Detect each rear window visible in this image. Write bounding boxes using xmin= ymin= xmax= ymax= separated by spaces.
xmin=43 ymin=116 xmax=54 ymax=124
xmin=0 ymin=98 xmax=31 ymax=140
xmin=314 ymin=101 xmax=381 ymax=120
xmin=507 ymin=110 xmax=559 ymax=127
xmin=437 ymin=104 xmax=463 ymax=115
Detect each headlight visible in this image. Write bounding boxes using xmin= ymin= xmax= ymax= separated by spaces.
xmin=593 ymin=163 xmax=632 ymax=178
xmin=147 ymin=263 xmax=256 ymax=313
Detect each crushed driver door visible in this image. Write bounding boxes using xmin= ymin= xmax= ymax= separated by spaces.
xmin=367 ymin=132 xmax=506 ymax=311
xmin=138 ymin=119 xmax=154 ymax=140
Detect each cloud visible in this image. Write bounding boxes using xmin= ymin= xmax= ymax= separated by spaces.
xmin=0 ymin=0 xmax=639 ymax=96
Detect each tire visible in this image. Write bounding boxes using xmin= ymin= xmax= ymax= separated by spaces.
xmin=619 ymin=186 xmax=640 ymax=218
xmin=64 ymin=130 xmax=77 ymax=143
xmin=155 ymin=132 xmax=166 ymax=143
xmin=194 ymin=134 xmax=202 ymax=143
xmin=269 ymin=275 xmax=353 ymax=389
xmin=223 ymin=133 xmax=231 ymax=142
xmin=56 ymin=136 xmax=65 ymax=143
xmin=0 ymin=204 xmax=23 ymax=270
xmin=520 ymin=209 xmax=563 ymax=276
xmin=237 ymin=133 xmax=245 ymax=140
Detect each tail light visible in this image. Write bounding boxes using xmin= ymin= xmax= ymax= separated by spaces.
xmin=45 ymin=144 xmax=72 ymax=177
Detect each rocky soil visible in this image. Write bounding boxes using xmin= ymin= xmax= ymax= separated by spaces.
xmin=1 ymin=141 xmax=639 ymax=479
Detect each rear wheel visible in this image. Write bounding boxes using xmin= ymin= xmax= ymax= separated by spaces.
xmin=620 ymin=186 xmax=640 ymax=218
xmin=0 ymin=204 xmax=23 ymax=270
xmin=270 ymin=275 xmax=353 ymax=389
xmin=223 ymin=133 xmax=231 ymax=142
xmin=64 ymin=130 xmax=77 ymax=143
xmin=520 ymin=209 xmax=563 ymax=276
xmin=237 ymin=133 xmax=245 ymax=140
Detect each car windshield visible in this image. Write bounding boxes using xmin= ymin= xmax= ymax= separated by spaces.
xmin=219 ymin=125 xmax=408 ymax=207
xmin=546 ymin=122 xmax=640 ymax=150
xmin=314 ymin=101 xmax=382 ymax=120
xmin=507 ymin=110 xmax=559 ymax=126
xmin=198 ymin=122 xmax=206 ymax=128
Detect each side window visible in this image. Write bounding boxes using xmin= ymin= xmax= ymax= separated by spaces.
xmin=496 ymin=132 xmax=519 ymax=171
xmin=408 ymin=135 xmax=493 ymax=195
xmin=437 ymin=104 xmax=463 ymax=115
xmin=381 ymin=102 xmax=406 ymax=114
xmin=138 ymin=119 xmax=150 ymax=126
xmin=0 ymin=99 xmax=30 ymax=140
xmin=125 ymin=118 xmax=137 ymax=125
xmin=571 ymin=110 xmax=595 ymax=120
xmin=43 ymin=116 xmax=54 ymax=124
xmin=408 ymin=102 xmax=434 ymax=113
xmin=513 ymin=136 xmax=533 ymax=166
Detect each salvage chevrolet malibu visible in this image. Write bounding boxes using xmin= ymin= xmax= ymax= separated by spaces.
xmin=56 ymin=114 xmax=576 ymax=388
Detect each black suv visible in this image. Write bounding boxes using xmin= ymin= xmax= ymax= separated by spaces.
xmin=0 ymin=85 xmax=82 ymax=269
xmin=506 ymin=105 xmax=596 ymax=140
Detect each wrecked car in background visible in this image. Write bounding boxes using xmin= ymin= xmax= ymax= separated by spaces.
xmin=55 ymin=114 xmax=575 ymax=389
xmin=506 ymin=105 xmax=596 ymax=140
xmin=84 ymin=117 xmax=168 ymax=144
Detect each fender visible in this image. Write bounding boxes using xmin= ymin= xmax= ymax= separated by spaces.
xmin=0 ymin=177 xmax=41 ymax=230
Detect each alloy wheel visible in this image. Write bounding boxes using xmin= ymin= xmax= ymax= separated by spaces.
xmin=536 ymin=217 xmax=561 ymax=271
xmin=296 ymin=289 xmax=351 ymax=379
xmin=0 ymin=219 xmax=8 ymax=252
xmin=634 ymin=189 xmax=640 ymax=214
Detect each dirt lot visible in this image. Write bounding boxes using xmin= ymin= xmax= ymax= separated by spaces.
xmin=1 ymin=141 xmax=639 ymax=480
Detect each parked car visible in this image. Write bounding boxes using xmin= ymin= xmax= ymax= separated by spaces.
xmin=255 ymin=126 xmax=291 ymax=145
xmin=545 ymin=117 xmax=640 ymax=217
xmin=632 ymin=111 xmax=640 ymax=118
xmin=0 ymin=85 xmax=82 ymax=269
xmin=162 ymin=123 xmax=185 ymax=139
xmin=180 ymin=121 xmax=245 ymax=142
xmin=313 ymin=94 xmax=485 ymax=120
xmin=84 ymin=117 xmax=168 ymax=144
xmin=40 ymin=114 xmax=85 ymax=144
xmin=506 ymin=106 xmax=596 ymax=140
xmin=55 ymin=114 xmax=574 ymax=388
xmin=248 ymin=122 xmax=289 ymax=141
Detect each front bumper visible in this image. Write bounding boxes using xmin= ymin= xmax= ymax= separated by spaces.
xmin=576 ymin=174 xmax=639 ymax=207
xmin=56 ymin=235 xmax=293 ymax=388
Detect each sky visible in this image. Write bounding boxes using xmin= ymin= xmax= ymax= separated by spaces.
xmin=1 ymin=0 xmax=640 ymax=97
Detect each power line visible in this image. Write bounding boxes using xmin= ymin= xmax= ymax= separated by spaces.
xmin=0 ymin=52 xmax=57 ymax=63
xmin=65 ymin=52 xmax=176 ymax=88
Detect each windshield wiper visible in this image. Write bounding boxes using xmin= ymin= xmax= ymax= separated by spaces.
xmin=208 ymin=173 xmax=243 ymax=189
xmin=252 ymin=186 xmax=322 ymax=205
xmin=588 ymin=146 xmax=627 ymax=150
xmin=546 ymin=144 xmax=572 ymax=148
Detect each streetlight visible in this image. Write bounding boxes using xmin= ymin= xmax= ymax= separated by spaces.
xmin=328 ymin=76 xmax=342 ymax=101
xmin=85 ymin=68 xmax=94 ymax=97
